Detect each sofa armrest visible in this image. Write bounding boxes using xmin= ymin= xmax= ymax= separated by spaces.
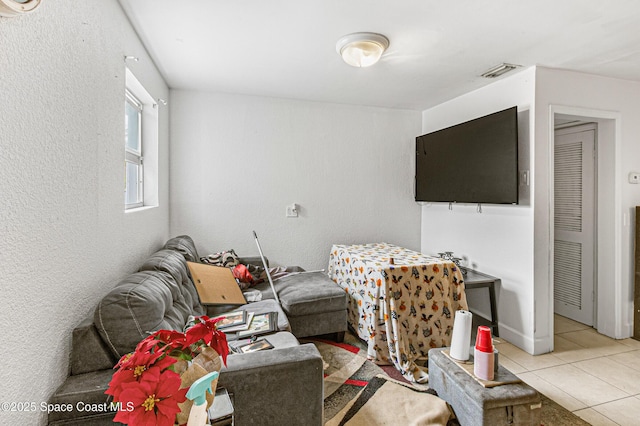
xmin=238 ymin=256 xmax=268 ymax=267
xmin=218 ymin=343 xmax=323 ymax=426
xmin=70 ymin=317 xmax=117 ymax=375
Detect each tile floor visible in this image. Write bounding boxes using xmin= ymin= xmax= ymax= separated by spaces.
xmin=494 ymin=314 xmax=640 ymax=426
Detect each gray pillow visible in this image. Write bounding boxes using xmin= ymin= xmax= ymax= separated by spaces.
xmin=94 ymin=271 xmax=190 ymax=358
xmin=164 ymin=235 xmax=199 ymax=262
xmin=139 ymin=249 xmax=205 ymax=316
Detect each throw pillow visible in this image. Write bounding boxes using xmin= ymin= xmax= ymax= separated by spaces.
xmin=201 ymin=249 xmax=240 ymax=268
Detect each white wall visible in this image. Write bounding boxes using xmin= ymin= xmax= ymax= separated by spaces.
xmin=0 ymin=1 xmax=169 ymax=424
xmin=420 ymin=67 xmax=537 ymax=352
xmin=421 ymin=66 xmax=640 ymax=355
xmin=534 ymin=67 xmax=640 ymax=345
xmin=169 ymin=91 xmax=422 ymax=270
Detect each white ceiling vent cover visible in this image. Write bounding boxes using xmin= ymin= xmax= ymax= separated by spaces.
xmin=481 ymin=63 xmax=520 ymax=78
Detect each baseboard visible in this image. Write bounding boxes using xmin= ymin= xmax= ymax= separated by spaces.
xmin=495 ymin=322 xmax=536 ymax=355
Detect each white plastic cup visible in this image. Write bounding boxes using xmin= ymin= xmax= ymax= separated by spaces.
xmin=474 ymin=348 xmax=495 ymax=381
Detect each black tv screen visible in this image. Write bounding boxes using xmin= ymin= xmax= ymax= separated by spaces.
xmin=415 ymin=106 xmax=518 ymax=204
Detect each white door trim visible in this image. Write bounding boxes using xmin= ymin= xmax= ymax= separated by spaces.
xmin=548 ymin=105 xmax=622 ymax=348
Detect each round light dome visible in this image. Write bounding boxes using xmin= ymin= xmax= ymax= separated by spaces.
xmin=336 ymin=32 xmax=389 ymax=68
xmin=0 ymin=0 xmax=43 ymax=17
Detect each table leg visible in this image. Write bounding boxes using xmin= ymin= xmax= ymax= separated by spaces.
xmin=489 ymin=280 xmax=499 ymax=337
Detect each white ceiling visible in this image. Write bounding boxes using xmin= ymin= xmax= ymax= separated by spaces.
xmin=118 ymin=0 xmax=640 ymax=111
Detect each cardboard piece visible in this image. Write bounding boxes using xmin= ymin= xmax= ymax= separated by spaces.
xmin=187 ymin=262 xmax=247 ymax=305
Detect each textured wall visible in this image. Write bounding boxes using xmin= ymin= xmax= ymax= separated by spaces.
xmin=169 ymin=91 xmax=422 ymax=271
xmin=0 ymin=1 xmax=169 ymax=424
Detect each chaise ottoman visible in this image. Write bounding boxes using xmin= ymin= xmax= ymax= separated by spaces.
xmin=251 ymin=271 xmax=348 ymax=340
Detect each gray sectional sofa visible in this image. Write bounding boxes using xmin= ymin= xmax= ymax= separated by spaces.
xmin=48 ymin=235 xmax=347 ymax=425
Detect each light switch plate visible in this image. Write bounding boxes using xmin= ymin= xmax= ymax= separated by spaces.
xmin=286 ymin=203 xmax=298 ymax=217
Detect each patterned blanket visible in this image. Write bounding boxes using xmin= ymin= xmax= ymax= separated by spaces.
xmin=328 ymin=243 xmax=468 ymax=383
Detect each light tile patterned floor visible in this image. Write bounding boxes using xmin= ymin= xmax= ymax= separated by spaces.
xmin=496 ymin=315 xmax=640 ymax=426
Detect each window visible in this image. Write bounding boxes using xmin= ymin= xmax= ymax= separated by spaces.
xmin=125 ymin=91 xmax=143 ymax=208
xmin=124 ymin=68 xmax=159 ymax=211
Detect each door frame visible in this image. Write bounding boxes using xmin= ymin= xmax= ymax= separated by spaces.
xmin=547 ymin=105 xmax=622 ymax=349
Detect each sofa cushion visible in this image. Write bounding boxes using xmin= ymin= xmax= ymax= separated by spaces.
xmin=94 ymin=270 xmax=192 ymax=358
xmin=255 ymin=271 xmax=347 ymax=316
xmin=47 ymin=369 xmax=116 ymax=425
xmin=164 ymin=235 xmax=199 ymax=262
xmin=138 ymin=249 xmax=205 ymax=316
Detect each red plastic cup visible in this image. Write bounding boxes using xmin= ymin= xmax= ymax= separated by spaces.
xmin=475 ymin=325 xmax=493 ymax=353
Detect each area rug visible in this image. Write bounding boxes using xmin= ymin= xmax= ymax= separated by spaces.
xmin=307 ymin=334 xmax=590 ymax=426
xmin=305 ymin=338 xmax=387 ymax=423
xmin=326 ymin=374 xmax=452 ymax=426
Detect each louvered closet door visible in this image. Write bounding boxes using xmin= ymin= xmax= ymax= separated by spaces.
xmin=554 ymin=125 xmax=596 ymax=326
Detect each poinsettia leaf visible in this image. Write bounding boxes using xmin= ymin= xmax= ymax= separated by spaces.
xmin=112 ymin=407 xmax=131 ymax=424
xmin=175 ymin=351 xmax=193 ymax=361
xmin=153 ymin=354 xmax=179 ymax=371
xmin=129 ymin=405 xmax=157 ymax=426
xmin=105 ymin=368 xmax=136 ymax=399
xmin=115 ymin=352 xmax=134 ymax=369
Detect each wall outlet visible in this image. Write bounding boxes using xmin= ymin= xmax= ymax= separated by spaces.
xmin=629 ymin=172 xmax=640 ymax=184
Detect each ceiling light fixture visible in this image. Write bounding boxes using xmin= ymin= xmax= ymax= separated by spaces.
xmin=481 ymin=63 xmax=520 ymax=79
xmin=0 ymin=0 xmax=43 ymax=17
xmin=336 ymin=32 xmax=389 ymax=68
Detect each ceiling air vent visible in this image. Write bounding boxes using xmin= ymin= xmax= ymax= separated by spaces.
xmin=481 ymin=63 xmax=520 ymax=78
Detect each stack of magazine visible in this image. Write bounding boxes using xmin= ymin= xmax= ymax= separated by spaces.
xmin=216 ymin=310 xmax=278 ymax=349
xmin=230 ymin=338 xmax=275 ymax=354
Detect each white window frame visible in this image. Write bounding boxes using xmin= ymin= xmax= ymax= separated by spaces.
xmin=125 ymin=90 xmax=144 ymax=209
xmin=124 ymin=68 xmax=159 ymax=212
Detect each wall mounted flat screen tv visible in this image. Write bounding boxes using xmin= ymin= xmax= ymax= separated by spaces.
xmin=415 ymin=106 xmax=518 ymax=204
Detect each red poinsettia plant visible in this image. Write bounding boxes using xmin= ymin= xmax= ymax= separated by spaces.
xmin=106 ymin=316 xmax=229 ymax=426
